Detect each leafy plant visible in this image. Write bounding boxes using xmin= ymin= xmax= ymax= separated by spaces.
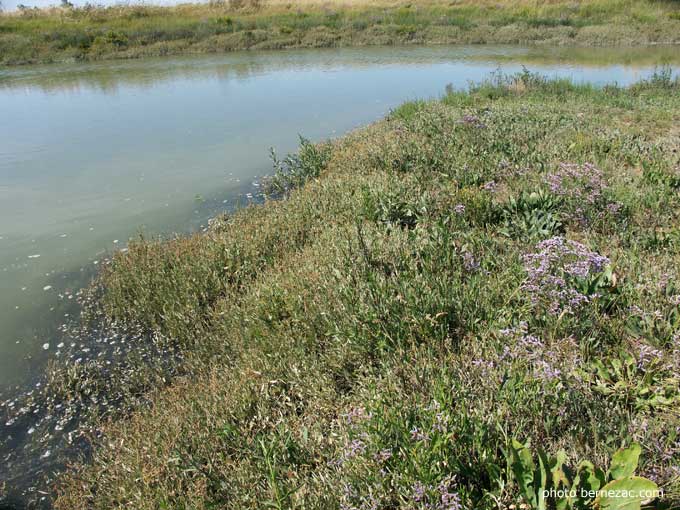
xmin=626 ymin=305 xmax=680 ymax=348
xmin=264 ymin=137 xmax=332 ymax=198
xmin=582 ymin=350 xmax=680 ymax=413
xmin=507 ymin=441 xmax=660 ymax=510
xmin=360 ymin=186 xmax=429 ymax=230
xmin=500 ymin=190 xmax=564 ymax=241
xmin=642 ymin=160 xmax=680 ymax=190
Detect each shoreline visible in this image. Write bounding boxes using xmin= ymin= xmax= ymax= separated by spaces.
xmin=6 ymin=70 xmax=678 ymax=508
xmin=1 ymin=0 xmax=680 ymax=66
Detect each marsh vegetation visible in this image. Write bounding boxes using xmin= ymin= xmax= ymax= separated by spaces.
xmin=12 ymin=70 xmax=673 ymax=509
xmin=1 ymin=0 xmax=679 ymax=65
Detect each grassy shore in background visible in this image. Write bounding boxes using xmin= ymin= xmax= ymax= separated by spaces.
xmin=42 ymin=70 xmax=680 ymax=509
xmin=1 ymin=0 xmax=680 ymax=65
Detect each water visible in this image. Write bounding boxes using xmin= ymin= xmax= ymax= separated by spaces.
xmin=1 ymin=45 xmax=679 ymax=392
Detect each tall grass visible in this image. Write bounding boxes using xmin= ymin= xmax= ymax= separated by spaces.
xmin=1 ymin=0 xmax=679 ymax=65
xmin=41 ymin=72 xmax=680 ymax=509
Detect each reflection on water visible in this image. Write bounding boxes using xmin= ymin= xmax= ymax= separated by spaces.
xmin=0 ymin=44 xmax=678 ymax=391
xmin=2 ymin=45 xmax=680 ymax=93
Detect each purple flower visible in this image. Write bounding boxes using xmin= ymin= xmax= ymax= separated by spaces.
xmin=459 ymin=114 xmax=486 ymax=129
xmin=344 ymin=406 xmax=370 ymax=425
xmin=546 ymin=162 xmax=605 ymax=204
xmin=344 ymin=439 xmax=366 ymax=459
xmin=472 ymin=358 xmax=490 ymax=366
xmin=374 ymin=448 xmax=392 ymax=462
xmin=410 ymin=426 xmax=430 ymax=442
xmin=439 ymin=490 xmax=462 ymax=510
xmin=520 ymin=334 xmax=544 ymax=349
xmin=454 ymin=204 xmax=466 ymax=215
xmin=462 ymin=251 xmax=480 ymax=272
xmin=412 ymin=481 xmax=428 ymax=503
xmin=432 ymin=412 xmax=448 ymax=433
xmin=606 ymin=202 xmax=623 ymax=215
xmin=482 ymin=181 xmax=497 ymax=193
xmin=545 ymin=162 xmax=610 ymax=224
xmin=437 ymin=476 xmax=463 ymax=510
xmin=635 ymin=342 xmax=663 ymax=371
xmin=533 ymin=359 xmax=562 ymax=381
xmin=522 ymin=236 xmax=609 ymax=315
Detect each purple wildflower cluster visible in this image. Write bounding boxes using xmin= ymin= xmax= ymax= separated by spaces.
xmin=344 ymin=406 xmax=371 ymax=426
xmin=412 ymin=481 xmax=428 ymax=503
xmin=629 ymin=419 xmax=680 ymax=486
xmin=481 ymin=180 xmax=497 ymax=193
xmin=459 ymin=114 xmax=486 ymax=129
xmin=331 ymin=433 xmax=370 ymax=468
xmin=471 ymin=358 xmax=494 ymax=369
xmin=373 ymin=448 xmax=392 ymax=463
xmin=437 ymin=476 xmax=463 ymax=510
xmin=432 ymin=411 xmax=448 ymax=433
xmin=546 ymin=163 xmax=605 ymax=204
xmin=606 ymin=202 xmax=623 ymax=215
xmin=410 ymin=426 xmax=430 ymax=443
xmin=545 ymin=162 xmax=618 ymax=224
xmin=462 ymin=250 xmax=480 ymax=273
xmin=523 ymin=237 xmax=610 ymax=315
xmin=345 ymin=438 xmax=367 ymax=459
xmin=410 ymin=475 xmax=463 ymax=510
xmin=634 ymin=341 xmax=664 ymax=372
xmin=499 ymin=327 xmax=567 ymax=382
xmin=340 ymin=484 xmax=379 ymax=510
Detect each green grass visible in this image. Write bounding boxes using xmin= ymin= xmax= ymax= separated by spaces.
xmin=1 ymin=0 xmax=679 ymax=65
xmin=41 ymin=70 xmax=680 ymax=509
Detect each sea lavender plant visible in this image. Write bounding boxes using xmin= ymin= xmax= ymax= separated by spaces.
xmin=546 ymin=163 xmax=605 ymax=204
xmin=499 ymin=331 xmax=566 ymax=383
xmin=459 ymin=114 xmax=486 ymax=129
xmin=437 ymin=476 xmax=463 ymax=510
xmin=545 ymin=162 xmax=607 ymax=224
xmin=410 ymin=476 xmax=463 ymax=510
xmin=462 ymin=250 xmax=480 ymax=273
xmin=522 ymin=236 xmax=610 ymax=316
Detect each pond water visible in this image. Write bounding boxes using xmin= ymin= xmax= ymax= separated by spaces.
xmin=1 ymin=45 xmax=679 ymax=393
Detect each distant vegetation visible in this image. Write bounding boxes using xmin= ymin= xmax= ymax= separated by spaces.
xmin=30 ymin=70 xmax=678 ymax=509
xmin=1 ymin=0 xmax=679 ymax=65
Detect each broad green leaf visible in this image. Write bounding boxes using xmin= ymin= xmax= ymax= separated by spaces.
xmin=595 ymin=476 xmax=659 ymax=510
xmin=550 ymin=450 xmax=571 ymax=488
xmin=576 ymin=460 xmax=603 ymax=493
xmin=609 ymin=444 xmax=641 ymax=480
xmin=536 ymin=449 xmax=549 ymax=510
xmin=510 ymin=439 xmax=537 ymax=506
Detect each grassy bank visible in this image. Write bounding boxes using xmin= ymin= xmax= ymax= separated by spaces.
xmin=46 ymin=71 xmax=680 ymax=509
xmin=1 ymin=0 xmax=680 ymax=65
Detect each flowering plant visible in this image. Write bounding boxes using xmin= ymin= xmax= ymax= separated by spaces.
xmin=522 ymin=237 xmax=611 ymax=316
